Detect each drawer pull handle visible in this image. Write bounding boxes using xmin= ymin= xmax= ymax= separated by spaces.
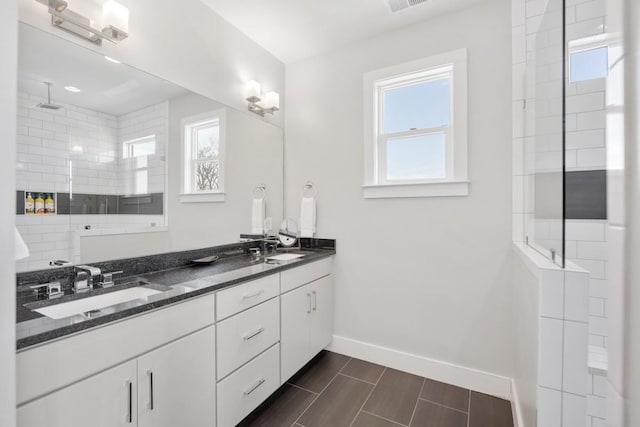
xmin=243 ymin=327 xmax=265 ymax=341
xmin=125 ymin=380 xmax=133 ymax=423
xmin=307 ymin=293 xmax=312 ymax=314
xmin=312 ymin=291 xmax=317 ymax=311
xmin=147 ymin=370 xmax=154 ymax=410
xmin=242 ymin=290 xmax=265 ymax=300
xmin=244 ymin=378 xmax=266 ymax=396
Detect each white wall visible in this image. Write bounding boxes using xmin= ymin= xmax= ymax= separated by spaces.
xmin=285 ymin=0 xmax=514 ymax=379
xmin=81 ymin=92 xmax=283 ymax=262
xmin=18 ymin=0 xmax=285 ymax=128
xmin=1 ymin=1 xmax=18 ymax=426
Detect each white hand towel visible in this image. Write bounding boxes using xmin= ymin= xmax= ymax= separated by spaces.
xmin=251 ymin=198 xmax=266 ymax=235
xmin=15 ymin=227 xmax=30 ymax=260
xmin=299 ymin=196 xmax=316 ymax=238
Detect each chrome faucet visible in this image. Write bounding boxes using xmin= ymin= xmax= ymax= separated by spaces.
xmin=73 ymin=265 xmax=101 ymax=293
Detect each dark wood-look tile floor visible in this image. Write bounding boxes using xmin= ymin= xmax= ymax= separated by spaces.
xmin=239 ymin=351 xmax=514 ymax=427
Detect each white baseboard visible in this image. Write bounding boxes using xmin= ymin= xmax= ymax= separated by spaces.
xmin=511 ymin=379 xmax=525 ymax=427
xmin=327 ymin=334 xmax=513 ymax=400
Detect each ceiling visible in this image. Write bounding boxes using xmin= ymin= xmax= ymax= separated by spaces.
xmin=18 ymin=24 xmax=189 ymax=116
xmin=200 ymin=0 xmax=486 ymax=63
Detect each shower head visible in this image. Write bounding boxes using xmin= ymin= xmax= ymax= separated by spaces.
xmin=36 ymin=82 xmax=64 ymax=110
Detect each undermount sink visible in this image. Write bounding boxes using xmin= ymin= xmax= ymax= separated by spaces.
xmin=31 ymin=286 xmax=162 ymax=320
xmin=266 ymin=253 xmax=305 ymax=262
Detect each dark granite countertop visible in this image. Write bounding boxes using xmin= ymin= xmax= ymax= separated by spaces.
xmin=16 ymin=247 xmax=335 ymax=351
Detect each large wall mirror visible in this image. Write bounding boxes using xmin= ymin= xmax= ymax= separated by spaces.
xmin=16 ymin=23 xmax=284 ymax=273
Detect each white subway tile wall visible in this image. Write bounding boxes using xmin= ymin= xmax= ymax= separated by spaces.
xmin=15 ymin=92 xmax=168 ymax=273
xmin=513 ymin=0 xmax=609 ymax=424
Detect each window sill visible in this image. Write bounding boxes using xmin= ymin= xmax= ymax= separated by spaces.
xmin=179 ymin=192 xmax=226 ymax=203
xmin=362 ymin=180 xmax=470 ymax=199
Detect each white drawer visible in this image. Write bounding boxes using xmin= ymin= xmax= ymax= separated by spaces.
xmin=216 ymin=297 xmax=280 ymax=379
xmin=216 ymin=274 xmax=279 ymax=321
xmin=217 ymin=344 xmax=280 ymax=427
xmin=281 ymin=257 xmax=333 ymax=293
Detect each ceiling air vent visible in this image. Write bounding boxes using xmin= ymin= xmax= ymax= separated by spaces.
xmin=387 ymin=0 xmax=429 ymax=13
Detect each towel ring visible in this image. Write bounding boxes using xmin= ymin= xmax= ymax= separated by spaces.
xmin=301 ymin=181 xmax=316 ymax=198
xmin=253 ymin=184 xmax=266 ymax=199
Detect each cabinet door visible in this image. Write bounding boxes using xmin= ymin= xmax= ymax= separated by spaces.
xmin=18 ymin=360 xmax=137 ymax=427
xmin=310 ymin=275 xmax=334 ymax=355
xmin=280 ymin=283 xmax=313 ymax=383
xmin=138 ymin=326 xmax=216 ymax=427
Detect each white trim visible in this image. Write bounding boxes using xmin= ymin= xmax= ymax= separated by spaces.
xmin=179 ymin=192 xmax=226 ymax=203
xmin=326 ymin=334 xmax=512 ymax=400
xmin=362 ymin=180 xmax=469 ymax=199
xmin=363 ymin=48 xmax=469 ymax=198
xmin=511 ymin=379 xmax=525 ymax=427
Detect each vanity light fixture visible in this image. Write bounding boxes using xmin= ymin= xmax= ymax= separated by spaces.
xmin=244 ymin=80 xmax=280 ymax=117
xmin=35 ymin=0 xmax=130 ymax=46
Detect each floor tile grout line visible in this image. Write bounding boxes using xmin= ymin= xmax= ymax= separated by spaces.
xmin=417 ymin=397 xmax=470 ymax=415
xmin=346 ymin=367 xmax=383 ymax=427
xmin=338 ymin=372 xmax=379 ymax=386
xmin=407 ymin=377 xmax=426 ymax=427
xmin=360 ymin=409 xmax=408 ymax=426
xmin=291 ymin=356 xmax=353 ymax=427
xmin=286 ymin=382 xmax=320 ymax=395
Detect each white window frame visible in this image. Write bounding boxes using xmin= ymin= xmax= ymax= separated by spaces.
xmin=179 ymin=109 xmax=226 ymax=203
xmin=122 ymin=135 xmax=156 ymax=195
xmin=363 ymin=48 xmax=469 ymax=198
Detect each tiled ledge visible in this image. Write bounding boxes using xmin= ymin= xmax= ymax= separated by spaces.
xmin=588 ymin=346 xmax=608 ymax=376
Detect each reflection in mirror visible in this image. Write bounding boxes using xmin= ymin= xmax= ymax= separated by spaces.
xmin=15 ymin=23 xmax=284 ymax=272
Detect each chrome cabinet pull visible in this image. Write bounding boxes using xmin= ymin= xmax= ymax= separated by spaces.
xmin=244 ymin=378 xmax=266 ymax=396
xmin=125 ymin=380 xmax=133 ymax=423
xmin=307 ymin=293 xmax=312 ymax=313
xmin=312 ymin=291 xmax=317 ymax=311
xmin=242 ymin=289 xmax=264 ymax=300
xmin=147 ymin=370 xmax=154 ymax=410
xmin=243 ymin=327 xmax=265 ymax=341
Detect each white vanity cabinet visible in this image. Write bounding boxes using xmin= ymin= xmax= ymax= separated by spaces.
xmin=280 ymin=258 xmax=333 ymax=383
xmin=137 ymin=327 xmax=216 ymax=427
xmin=18 ymin=326 xmax=216 ymax=427
xmin=17 ymin=256 xmax=334 ymax=427
xmin=18 ymin=359 xmax=138 ymax=427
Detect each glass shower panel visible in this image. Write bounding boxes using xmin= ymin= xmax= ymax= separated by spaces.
xmin=523 ymin=0 xmax=565 ymax=266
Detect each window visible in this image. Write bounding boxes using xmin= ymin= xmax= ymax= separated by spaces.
xmin=363 ymin=49 xmax=468 ymax=199
xmin=180 ymin=110 xmax=226 ymax=203
xmin=122 ymin=135 xmax=156 ymax=195
xmin=569 ymin=46 xmax=608 ymax=83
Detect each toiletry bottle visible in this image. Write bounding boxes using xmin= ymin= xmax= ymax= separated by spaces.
xmin=35 ymin=193 xmax=45 ymax=214
xmin=45 ymin=193 xmax=55 ymax=214
xmin=25 ymin=192 xmax=34 ymax=214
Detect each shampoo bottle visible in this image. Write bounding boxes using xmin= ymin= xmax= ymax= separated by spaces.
xmin=45 ymin=194 xmax=55 ymax=214
xmin=35 ymin=193 xmax=45 ymax=214
xmin=25 ymin=193 xmax=34 ymax=214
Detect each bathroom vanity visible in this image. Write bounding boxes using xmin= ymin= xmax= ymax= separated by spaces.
xmin=15 ymin=242 xmax=335 ymax=427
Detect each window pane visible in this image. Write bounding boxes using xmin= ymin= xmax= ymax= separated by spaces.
xmin=383 ymin=78 xmax=450 ymax=133
xmin=131 ymin=140 xmax=155 ymax=157
xmin=570 ymin=47 xmax=608 ymax=82
xmin=386 ymin=133 xmax=446 ymax=180
xmin=195 ymin=160 xmax=219 ymax=191
xmin=196 ymin=124 xmax=219 ymax=159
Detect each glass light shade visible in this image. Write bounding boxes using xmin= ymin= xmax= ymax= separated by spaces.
xmin=103 ymin=0 xmax=129 ymax=33
xmin=245 ymin=80 xmax=261 ymax=100
xmin=263 ymin=91 xmax=280 ymax=109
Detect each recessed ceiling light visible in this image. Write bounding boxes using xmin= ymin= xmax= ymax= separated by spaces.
xmin=72 ymin=145 xmax=83 ymax=152
xmin=104 ymin=56 xmax=122 ymax=64
xmin=64 ymin=86 xmax=81 ymax=93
